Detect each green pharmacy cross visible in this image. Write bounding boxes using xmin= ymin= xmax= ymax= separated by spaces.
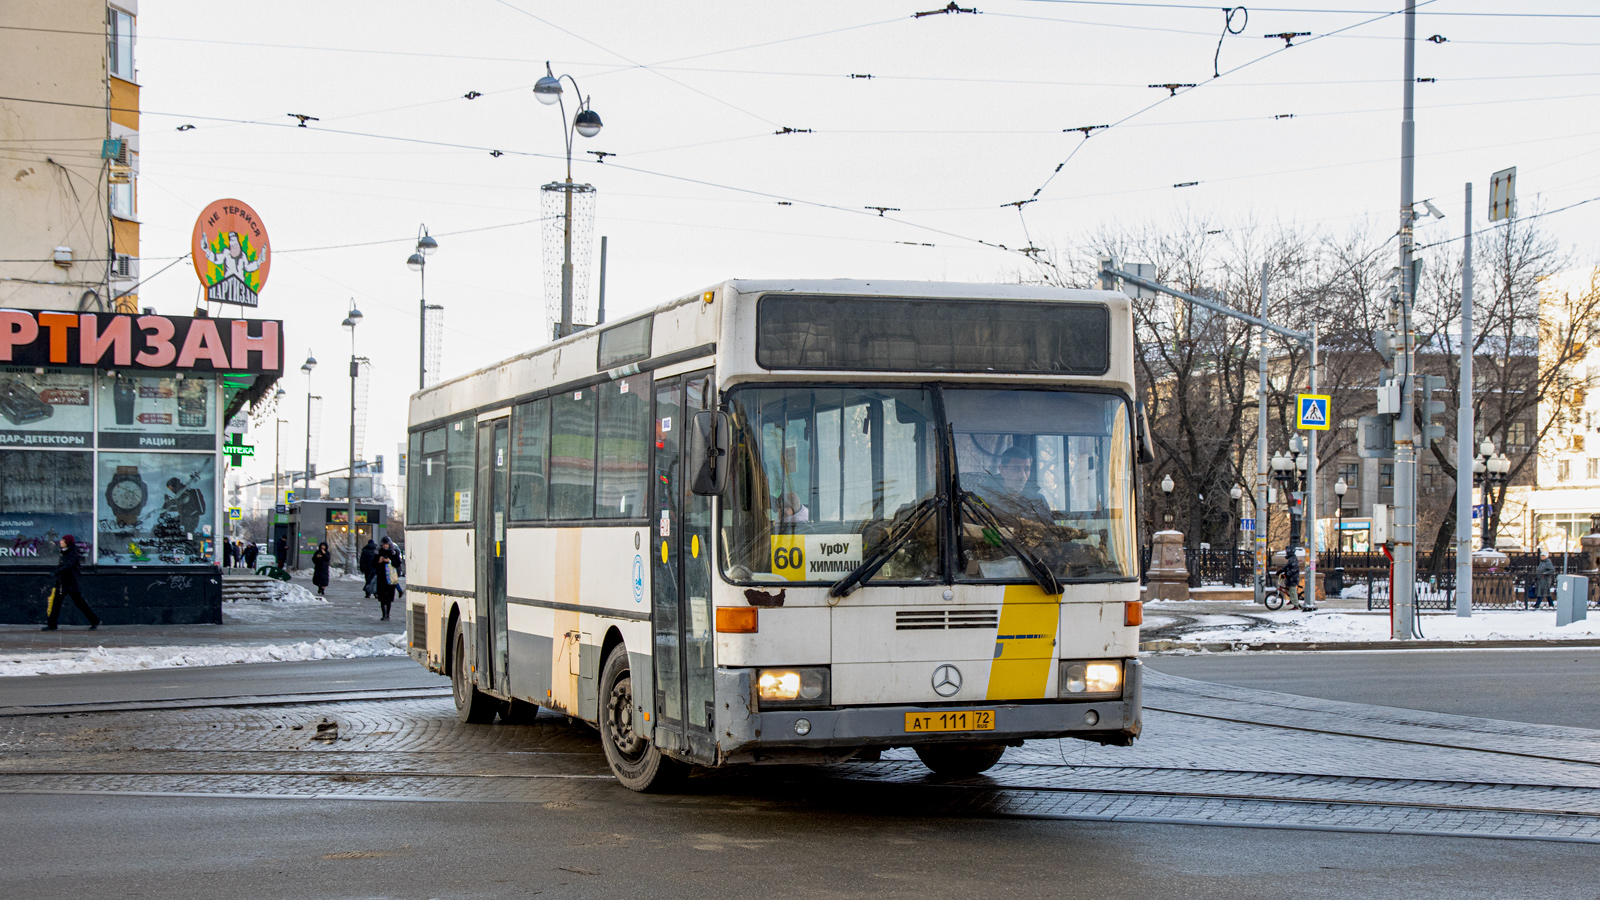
xmin=223 ymin=433 xmax=256 ymax=468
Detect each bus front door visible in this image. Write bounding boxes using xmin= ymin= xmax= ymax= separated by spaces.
xmin=475 ymin=419 xmax=510 ymax=694
xmin=651 ymin=370 xmax=717 ymax=762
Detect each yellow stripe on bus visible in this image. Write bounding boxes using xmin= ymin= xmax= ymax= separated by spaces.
xmin=985 ymin=584 xmax=1060 ymax=701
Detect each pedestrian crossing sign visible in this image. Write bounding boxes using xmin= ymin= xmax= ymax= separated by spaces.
xmin=1297 ymin=394 xmax=1331 ymax=430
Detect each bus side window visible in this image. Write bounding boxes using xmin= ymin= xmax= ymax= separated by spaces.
xmin=596 ymin=374 xmax=650 ymax=519
xmin=509 ymin=399 xmax=550 ymax=521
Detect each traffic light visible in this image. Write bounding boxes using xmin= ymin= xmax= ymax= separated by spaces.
xmin=1418 ymin=375 xmax=1448 ymax=450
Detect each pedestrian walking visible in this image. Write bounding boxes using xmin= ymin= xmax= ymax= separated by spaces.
xmin=311 ymin=542 xmax=332 ymax=595
xmin=374 ymin=536 xmax=404 ymax=621
xmin=43 ymin=535 xmax=99 ymax=631
xmin=359 ymin=538 xmax=379 ymax=598
xmin=242 ymin=541 xmax=259 ymax=570
xmin=274 ymin=535 xmax=288 ymax=569
xmin=1534 ymin=551 xmax=1556 ymax=609
xmin=222 ymin=539 xmax=233 ymax=568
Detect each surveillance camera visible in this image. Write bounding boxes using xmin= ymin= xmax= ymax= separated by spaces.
xmin=1421 ymin=199 xmax=1446 ymax=220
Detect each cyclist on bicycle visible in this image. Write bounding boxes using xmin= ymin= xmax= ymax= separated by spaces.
xmin=1279 ymin=548 xmax=1302 ymax=610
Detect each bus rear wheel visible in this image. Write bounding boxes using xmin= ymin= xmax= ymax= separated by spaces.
xmin=914 ymin=741 xmax=1006 ymax=776
xmin=452 ymin=629 xmax=499 ymax=724
xmin=599 ymin=644 xmax=684 ymax=792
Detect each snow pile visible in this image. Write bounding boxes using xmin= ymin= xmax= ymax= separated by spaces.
xmin=1184 ymin=610 xmax=1600 ymax=645
xmin=0 ymin=633 xmax=407 ymax=677
xmin=262 ymin=580 xmax=325 ymax=604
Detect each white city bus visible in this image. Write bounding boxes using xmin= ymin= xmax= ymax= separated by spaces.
xmin=405 ymin=279 xmax=1147 ymax=791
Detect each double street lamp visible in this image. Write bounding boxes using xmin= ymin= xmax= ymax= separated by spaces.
xmin=1270 ymin=434 xmax=1310 ymax=552
xmin=534 ymin=62 xmax=603 ymax=340
xmin=1472 ymin=439 xmax=1511 ymax=549
xmin=405 ymin=226 xmax=438 ymax=390
xmin=341 ymin=300 xmax=363 ymax=576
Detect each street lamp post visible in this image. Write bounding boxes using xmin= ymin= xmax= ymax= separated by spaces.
xmin=341 ymin=300 xmax=363 ymax=576
xmin=1230 ymin=483 xmax=1243 ymax=585
xmin=1160 ymin=474 xmax=1175 ymax=529
xmin=534 ymin=62 xmax=603 ymax=339
xmin=1472 ymin=439 xmax=1510 ymax=550
xmin=1333 ymin=477 xmax=1349 ymax=568
xmin=406 ymin=226 xmax=438 ymax=390
xmin=271 ymin=385 xmax=286 ymax=512
xmin=301 ymin=351 xmax=317 ymax=500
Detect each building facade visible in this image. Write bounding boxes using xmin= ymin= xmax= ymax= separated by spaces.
xmin=2 ymin=0 xmax=142 ymax=315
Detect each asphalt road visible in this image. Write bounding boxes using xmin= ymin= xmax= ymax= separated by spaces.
xmin=0 ymin=657 xmax=447 ymax=710
xmin=4 ymin=793 xmax=1596 ymax=900
xmin=1148 ymin=649 xmax=1600 ymax=728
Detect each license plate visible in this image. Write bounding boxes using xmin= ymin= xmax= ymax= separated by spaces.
xmin=905 ymin=709 xmax=995 ymax=733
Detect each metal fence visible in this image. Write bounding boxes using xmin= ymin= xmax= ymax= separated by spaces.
xmin=1141 ymin=544 xmax=1600 ymax=610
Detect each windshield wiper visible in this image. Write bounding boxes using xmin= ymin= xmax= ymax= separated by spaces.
xmin=958 ymin=491 xmax=1063 ymax=596
xmin=828 ymin=496 xmax=943 ymax=599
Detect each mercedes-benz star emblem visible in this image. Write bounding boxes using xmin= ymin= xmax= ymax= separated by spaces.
xmin=932 ymin=664 xmax=962 ymax=697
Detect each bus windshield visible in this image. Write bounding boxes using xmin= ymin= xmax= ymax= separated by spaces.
xmin=721 ymin=386 xmax=941 ymax=585
xmin=944 ymin=388 xmax=1136 ymax=582
xmin=719 ymin=384 xmax=1136 ymax=586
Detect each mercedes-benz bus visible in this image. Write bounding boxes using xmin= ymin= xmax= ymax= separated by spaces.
xmin=405 ymin=279 xmax=1146 ymax=791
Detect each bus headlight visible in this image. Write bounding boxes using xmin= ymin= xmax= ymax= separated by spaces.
xmin=756 ymin=667 xmax=830 ymax=707
xmin=1059 ymin=660 xmax=1123 ymax=698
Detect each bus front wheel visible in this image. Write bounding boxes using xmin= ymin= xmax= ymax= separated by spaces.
xmin=600 ymin=643 xmax=684 ymax=792
xmin=452 ymin=629 xmax=499 ymax=724
xmin=914 ymin=741 xmax=1006 ymax=776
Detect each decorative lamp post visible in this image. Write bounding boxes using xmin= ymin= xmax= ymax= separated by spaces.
xmin=1333 ymin=477 xmax=1348 ymax=567
xmin=1160 ymin=474 xmax=1175 ymax=528
xmin=1230 ymin=483 xmax=1244 ymax=584
xmin=406 ymin=226 xmax=438 ymax=390
xmin=535 ymin=62 xmax=603 ymax=339
xmin=1472 ymin=440 xmax=1510 ymax=549
xmin=341 ymin=300 xmax=362 ymax=575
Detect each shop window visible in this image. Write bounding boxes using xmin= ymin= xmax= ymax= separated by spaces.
xmin=0 ymin=450 xmax=93 ymax=565
xmin=509 ymin=399 xmax=550 ymax=521
xmin=550 ymin=388 xmax=597 ymax=519
xmin=446 ymin=419 xmax=475 ymax=523
xmin=595 ymin=374 xmax=650 ymax=519
xmin=97 ymin=452 xmax=214 ymax=564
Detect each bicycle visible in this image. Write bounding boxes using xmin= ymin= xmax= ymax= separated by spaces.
xmin=1264 ymin=572 xmax=1308 ymax=611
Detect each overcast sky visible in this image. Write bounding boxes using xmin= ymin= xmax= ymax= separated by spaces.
xmin=121 ymin=0 xmax=1600 ymax=490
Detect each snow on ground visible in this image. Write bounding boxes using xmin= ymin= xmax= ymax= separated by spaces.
xmin=0 ymin=633 xmax=406 ymax=677
xmin=1183 ymin=610 xmax=1600 ymax=644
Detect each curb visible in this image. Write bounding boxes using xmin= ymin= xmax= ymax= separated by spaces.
xmin=1140 ymin=638 xmax=1600 ymax=653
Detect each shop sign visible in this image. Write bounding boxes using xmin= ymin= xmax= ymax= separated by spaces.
xmin=193 ymin=199 xmax=271 ymax=307
xmin=0 ymin=367 xmax=94 ymax=448
xmin=0 ymin=310 xmax=282 ymax=374
xmin=327 ymin=508 xmax=380 ymax=525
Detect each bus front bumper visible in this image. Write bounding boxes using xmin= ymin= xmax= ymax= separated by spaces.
xmin=713 ymin=659 xmax=1142 ymax=760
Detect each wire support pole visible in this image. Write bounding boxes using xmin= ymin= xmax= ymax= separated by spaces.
xmin=1392 ymin=0 xmax=1420 ymax=639
xmin=1306 ymin=322 xmax=1320 ymax=611
xmin=1256 ymin=263 xmax=1272 ymax=606
xmin=1456 ymin=181 xmax=1475 ymax=617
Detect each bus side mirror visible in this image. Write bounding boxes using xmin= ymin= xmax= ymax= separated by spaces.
xmin=690 ymin=410 xmax=731 ymax=495
xmin=1135 ymin=402 xmax=1155 ymax=465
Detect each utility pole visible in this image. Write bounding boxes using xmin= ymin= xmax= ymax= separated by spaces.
xmin=1305 ymin=323 xmax=1319 ymax=610
xmin=1456 ymin=182 xmax=1475 ymax=617
xmin=1256 ymin=264 xmax=1271 ymax=606
xmin=1391 ymin=0 xmax=1420 ymax=639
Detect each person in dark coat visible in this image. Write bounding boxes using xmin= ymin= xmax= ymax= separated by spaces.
xmin=222 ymin=538 xmax=234 ymax=568
xmin=274 ymin=536 xmax=288 ymax=568
xmin=311 ymin=542 xmax=332 ymax=595
xmin=1279 ymin=548 xmax=1301 ymax=609
xmin=242 ymin=542 xmax=259 ymax=570
xmin=1534 ymin=551 xmax=1556 ymax=609
xmin=374 ymin=536 xmax=404 ymax=621
xmin=359 ymin=538 xmax=379 ymax=598
xmin=44 ymin=535 xmax=99 ymax=631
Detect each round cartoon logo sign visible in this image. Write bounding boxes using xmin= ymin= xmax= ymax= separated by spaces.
xmin=192 ymin=198 xmax=270 ymax=308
